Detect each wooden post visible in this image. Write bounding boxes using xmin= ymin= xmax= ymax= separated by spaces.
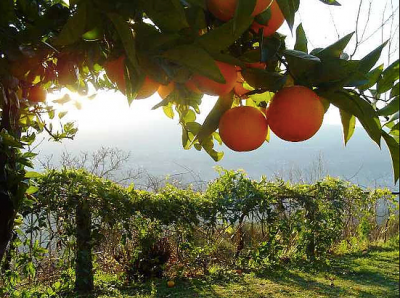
xmin=75 ymin=199 xmax=94 ymax=293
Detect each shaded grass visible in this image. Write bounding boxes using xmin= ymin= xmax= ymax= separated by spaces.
xmin=33 ymin=244 xmax=400 ymax=298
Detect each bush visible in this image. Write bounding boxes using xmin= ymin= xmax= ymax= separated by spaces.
xmin=2 ymin=168 xmax=397 ymax=295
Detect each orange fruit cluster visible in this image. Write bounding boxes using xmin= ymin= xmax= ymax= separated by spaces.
xmin=218 ymin=86 xmax=325 ymax=152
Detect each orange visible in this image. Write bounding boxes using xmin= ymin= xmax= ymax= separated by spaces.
xmin=167 ymin=281 xmax=175 ymax=288
xmin=158 ymin=80 xmax=203 ymax=99
xmin=104 ymin=56 xmax=126 ymax=93
xmin=267 ymin=86 xmax=324 ymax=142
xmin=136 ymin=77 xmax=160 ymax=100
xmin=208 ymin=0 xmax=271 ymax=21
xmin=260 ymin=107 xmax=268 ymax=117
xmin=251 ymin=1 xmax=284 ymax=37
xmin=104 ymin=56 xmax=159 ymax=99
xmin=158 ymin=82 xmax=175 ymax=99
xmin=193 ymin=61 xmax=237 ymax=96
xmin=219 ymin=106 xmax=268 ymax=152
xmin=27 ymin=85 xmax=47 ymax=103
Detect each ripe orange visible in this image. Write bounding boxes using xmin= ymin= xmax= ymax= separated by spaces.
xmin=167 ymin=281 xmax=175 ymax=288
xmin=104 ymin=56 xmax=126 ymax=93
xmin=158 ymin=80 xmax=202 ymax=99
xmin=158 ymin=82 xmax=175 ymax=99
xmin=219 ymin=106 xmax=268 ymax=152
xmin=104 ymin=56 xmax=159 ymax=99
xmin=267 ymin=86 xmax=324 ymax=142
xmin=193 ymin=61 xmax=237 ymax=96
xmin=208 ymin=0 xmax=271 ymax=21
xmin=251 ymin=1 xmax=284 ymax=37
xmin=27 ymin=85 xmax=47 ymax=103
xmin=136 ymin=77 xmax=160 ymax=100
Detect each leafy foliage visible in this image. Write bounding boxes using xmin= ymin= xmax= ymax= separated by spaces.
xmin=1 ymin=168 xmax=397 ymax=296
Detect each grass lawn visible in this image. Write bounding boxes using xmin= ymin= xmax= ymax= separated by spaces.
xmin=87 ymin=245 xmax=399 ymax=298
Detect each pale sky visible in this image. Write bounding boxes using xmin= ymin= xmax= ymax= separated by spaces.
xmin=49 ymin=0 xmax=399 ymax=134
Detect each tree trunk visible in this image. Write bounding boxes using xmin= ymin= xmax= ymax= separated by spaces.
xmin=305 ymin=204 xmax=316 ymax=261
xmin=75 ymin=199 xmax=94 ymax=293
xmin=0 ymin=95 xmax=18 ymax=267
xmin=235 ymin=213 xmax=246 ymax=258
xmin=0 ymin=192 xmax=15 ymax=266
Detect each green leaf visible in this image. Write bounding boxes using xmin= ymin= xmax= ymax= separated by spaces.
xmin=25 ymin=171 xmax=41 ymax=178
xmin=163 ymin=104 xmax=175 ymax=119
xmin=382 ymin=131 xmax=399 ymax=183
xmin=186 ymin=122 xmax=202 ymax=134
xmin=377 ymin=59 xmax=400 ymax=94
xmin=58 ymin=111 xmax=68 ymax=119
xmin=197 ymin=16 xmax=254 ymax=53
xmin=284 ymin=49 xmax=320 ymax=79
xmin=276 ymin=0 xmax=300 ymax=31
xmin=162 ymin=45 xmax=226 ymax=83
xmin=196 ymin=93 xmax=234 ymax=145
xmin=54 ymin=2 xmax=87 ymax=45
xmin=340 ymin=109 xmax=356 ymax=145
xmin=385 ymin=112 xmax=400 ymax=127
xmin=108 ymin=14 xmax=139 ymax=71
xmin=255 ymin=7 xmax=272 ymax=25
xmin=139 ymin=0 xmax=189 ymax=32
xmin=266 ymin=126 xmax=271 ymax=142
xmin=242 ymin=69 xmax=287 ymax=92
xmin=0 ymin=131 xmax=23 ymax=148
xmin=234 ymin=0 xmax=257 ymax=31
xmin=185 ymin=5 xmax=207 ymax=33
xmin=390 ymin=122 xmax=399 ymax=137
xmin=261 ymin=36 xmax=283 ymax=61
xmin=378 ymin=96 xmax=399 ymax=116
xmin=294 ymin=23 xmax=308 ymax=53
xmin=319 ymin=0 xmax=341 ymax=5
xmin=391 ymin=82 xmax=399 ymax=98
xmin=26 ymin=186 xmax=39 ymax=195
xmin=310 ymin=59 xmax=360 ymax=87
xmin=315 ymin=32 xmax=355 ymax=59
xmin=358 ymin=64 xmax=384 ymax=91
xmin=359 ymin=41 xmax=388 ymax=73
xmin=319 ymin=90 xmax=382 ymax=146
xmin=184 ymin=0 xmax=207 ymax=9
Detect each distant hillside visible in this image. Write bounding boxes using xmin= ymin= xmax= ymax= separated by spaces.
xmin=34 ymin=123 xmax=396 ymax=189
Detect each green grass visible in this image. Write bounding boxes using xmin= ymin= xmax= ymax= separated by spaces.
xmin=86 ymin=244 xmax=399 ymax=298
